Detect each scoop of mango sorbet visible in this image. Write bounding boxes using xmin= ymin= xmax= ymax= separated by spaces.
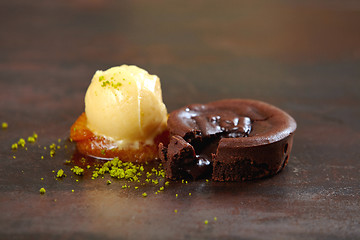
xmin=84 ymin=65 xmax=168 ymax=149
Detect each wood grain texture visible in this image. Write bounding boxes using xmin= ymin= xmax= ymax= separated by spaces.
xmin=0 ymin=1 xmax=359 ymax=239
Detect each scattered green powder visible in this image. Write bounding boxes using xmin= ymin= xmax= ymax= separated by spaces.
xmin=18 ymin=138 xmax=26 ymax=147
xmin=50 ymin=150 xmax=55 ymax=157
xmin=71 ymin=166 xmax=84 ymax=175
xmin=99 ymin=76 xmax=105 ymax=81
xmin=90 ymin=157 xmax=144 ymax=181
xmin=56 ymin=169 xmax=66 ymax=178
xmin=27 ymin=133 xmax=38 ymax=143
xmin=11 ymin=143 xmax=18 ymax=150
xmin=39 ymin=188 xmax=46 ymax=194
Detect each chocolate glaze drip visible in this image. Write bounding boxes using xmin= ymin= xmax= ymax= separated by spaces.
xmin=159 ymin=99 xmax=297 ymax=181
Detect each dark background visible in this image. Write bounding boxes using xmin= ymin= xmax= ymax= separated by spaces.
xmin=0 ymin=1 xmax=359 ymax=239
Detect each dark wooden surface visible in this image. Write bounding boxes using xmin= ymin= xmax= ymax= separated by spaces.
xmin=1 ymin=1 xmax=360 ymax=239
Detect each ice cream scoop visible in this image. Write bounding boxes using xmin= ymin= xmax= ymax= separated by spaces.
xmin=84 ymin=65 xmax=167 ymax=149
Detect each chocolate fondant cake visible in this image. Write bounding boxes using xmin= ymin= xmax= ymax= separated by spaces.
xmin=159 ymin=99 xmax=297 ymax=181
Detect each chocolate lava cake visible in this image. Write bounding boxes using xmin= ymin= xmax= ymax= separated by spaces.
xmin=158 ymin=99 xmax=297 ymax=181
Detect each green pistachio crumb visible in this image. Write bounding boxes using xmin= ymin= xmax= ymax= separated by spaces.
xmin=27 ymin=136 xmax=35 ymax=143
xmin=56 ymin=169 xmax=66 ymax=178
xmin=204 ymin=220 xmax=209 ymax=225
xmin=71 ymin=166 xmax=84 ymax=176
xmin=142 ymin=192 xmax=147 ymax=197
xmin=2 ymin=122 xmax=8 ymax=129
xmin=71 ymin=189 xmax=74 ymax=193
xmin=50 ymin=149 xmax=55 ymax=157
xmin=76 ymin=179 xmax=79 ymax=182
xmin=214 ymin=217 xmax=217 ymax=221
xmin=39 ymin=188 xmax=46 ymax=194
xmin=107 ymin=180 xmax=111 ymax=185
xmin=92 ymin=172 xmax=99 ymax=178
xmin=159 ymin=186 xmax=164 ymax=191
xmin=18 ymin=138 xmax=26 ymax=147
xmin=101 ymin=80 xmax=110 ymax=87
xmin=11 ymin=143 xmax=18 ymax=150
xmin=134 ymin=186 xmax=138 ymax=189
xmin=158 ymin=170 xmax=165 ymax=178
xmin=41 ymin=156 xmax=44 ymax=159
xmin=99 ymin=76 xmax=105 ymax=81
xmin=176 ymin=194 xmax=178 ymax=197
xmin=40 ymin=178 xmax=44 ymax=180
xmin=189 ymin=193 xmax=191 ymax=196
xmin=165 ymin=181 xmax=170 ymax=186
xmin=206 ymin=179 xmax=209 ymax=182
xmin=174 ymin=209 xmax=178 ymax=213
